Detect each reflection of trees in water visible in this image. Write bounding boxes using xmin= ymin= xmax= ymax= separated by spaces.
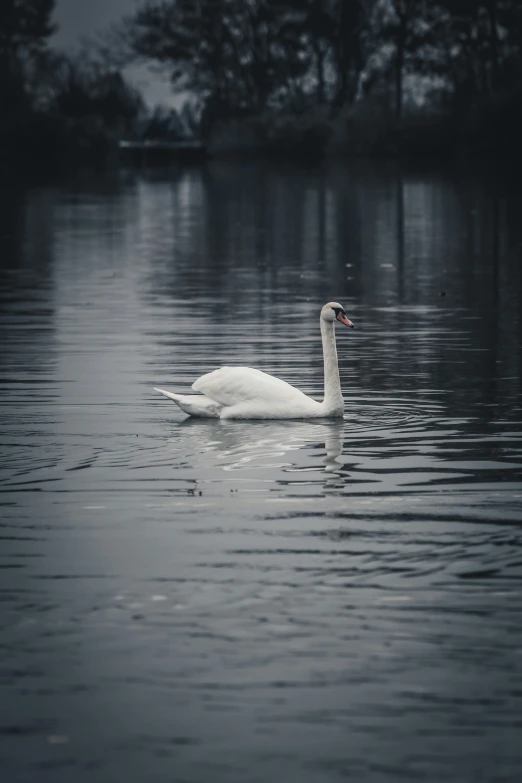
xmin=0 ymin=184 xmax=56 ymax=379
xmin=143 ymin=161 xmax=522 ymax=414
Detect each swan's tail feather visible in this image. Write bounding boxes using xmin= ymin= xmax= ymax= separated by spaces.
xmin=153 ymin=387 xmax=182 ymax=403
xmin=153 ymin=388 xmax=221 ymax=418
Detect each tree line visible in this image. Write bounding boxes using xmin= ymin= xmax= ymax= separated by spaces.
xmin=1 ymin=0 xmax=522 ymax=163
xmin=123 ymin=3 xmax=521 ymax=112
xmin=0 ymin=0 xmax=195 ymax=168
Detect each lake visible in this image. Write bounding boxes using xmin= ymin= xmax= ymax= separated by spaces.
xmin=1 ymin=159 xmax=522 ymax=782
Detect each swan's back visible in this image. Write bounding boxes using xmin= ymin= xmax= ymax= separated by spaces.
xmin=192 ymin=366 xmax=311 ymax=407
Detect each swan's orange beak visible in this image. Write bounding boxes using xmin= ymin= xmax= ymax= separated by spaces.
xmin=336 ymin=312 xmax=354 ymax=328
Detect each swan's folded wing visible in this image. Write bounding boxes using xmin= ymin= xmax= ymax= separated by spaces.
xmin=192 ymin=366 xmax=309 ymax=407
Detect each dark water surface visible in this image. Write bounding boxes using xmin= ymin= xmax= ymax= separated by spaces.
xmin=1 ymin=161 xmax=522 ymax=782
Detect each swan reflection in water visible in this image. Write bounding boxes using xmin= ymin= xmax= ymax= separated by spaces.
xmin=175 ymin=418 xmax=346 ymax=481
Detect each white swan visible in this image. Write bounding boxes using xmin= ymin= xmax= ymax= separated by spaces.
xmin=154 ymin=302 xmax=354 ymax=419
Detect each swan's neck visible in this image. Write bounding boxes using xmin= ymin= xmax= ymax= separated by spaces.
xmin=321 ymin=318 xmax=343 ymax=411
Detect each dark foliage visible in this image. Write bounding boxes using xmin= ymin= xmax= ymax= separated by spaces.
xmin=121 ymin=0 xmax=522 ymax=158
xmin=0 ymin=1 xmax=146 ymax=169
xmin=1 ymin=0 xmax=522 ymax=163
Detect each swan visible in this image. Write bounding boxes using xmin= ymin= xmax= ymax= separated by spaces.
xmin=154 ymin=302 xmax=354 ymax=419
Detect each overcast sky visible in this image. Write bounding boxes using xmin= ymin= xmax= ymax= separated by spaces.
xmin=53 ymin=0 xmax=179 ymax=107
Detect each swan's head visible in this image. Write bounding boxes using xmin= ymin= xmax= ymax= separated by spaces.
xmin=321 ymin=302 xmax=354 ymax=328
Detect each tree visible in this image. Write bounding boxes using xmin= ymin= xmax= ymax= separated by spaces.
xmin=0 ymin=0 xmax=55 ymax=57
xmin=0 ymin=0 xmax=56 ymax=106
xmin=274 ymin=1 xmax=337 ymax=104
xmin=41 ymin=51 xmax=144 ymax=135
xmin=136 ymin=104 xmax=185 ymax=140
xmin=123 ymin=0 xmax=310 ymax=129
xmin=330 ymin=0 xmax=369 ymax=107
xmin=368 ymin=0 xmax=433 ymax=118
xmin=433 ymin=0 xmax=522 ymax=103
